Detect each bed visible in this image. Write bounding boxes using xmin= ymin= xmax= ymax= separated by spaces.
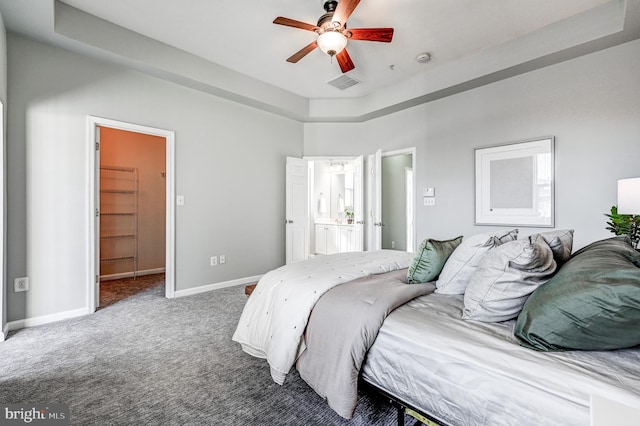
xmin=233 ymin=235 xmax=640 ymax=425
xmin=360 ymin=289 xmax=640 ymax=425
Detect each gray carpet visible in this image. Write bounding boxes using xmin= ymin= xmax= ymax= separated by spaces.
xmin=99 ymin=273 xmax=166 ymax=309
xmin=0 ymin=282 xmax=409 ymax=425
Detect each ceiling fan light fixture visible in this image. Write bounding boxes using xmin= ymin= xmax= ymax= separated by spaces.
xmin=317 ymin=31 xmax=348 ymax=57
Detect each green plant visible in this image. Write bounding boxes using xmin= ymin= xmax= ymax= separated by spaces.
xmin=344 ymin=209 xmax=354 ymax=222
xmin=605 ymin=205 xmax=640 ymax=248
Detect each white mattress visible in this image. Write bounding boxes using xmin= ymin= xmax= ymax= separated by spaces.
xmin=361 ymin=292 xmax=640 ymax=426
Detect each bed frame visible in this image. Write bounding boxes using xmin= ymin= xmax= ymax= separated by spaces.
xmin=361 ymin=380 xmax=447 ymax=426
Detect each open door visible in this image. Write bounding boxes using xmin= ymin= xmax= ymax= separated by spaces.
xmin=285 ymin=157 xmax=309 ymax=264
xmin=406 ymin=167 xmax=414 ymax=253
xmin=373 ymin=149 xmax=383 ymax=250
xmin=369 ymin=148 xmax=416 ymax=252
xmin=353 ymin=155 xmax=364 ymax=251
xmin=94 ymin=128 xmax=102 ymax=309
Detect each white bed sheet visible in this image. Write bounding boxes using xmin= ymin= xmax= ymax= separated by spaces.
xmin=361 ymin=292 xmax=640 ymax=426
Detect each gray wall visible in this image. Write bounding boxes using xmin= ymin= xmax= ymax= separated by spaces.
xmin=5 ymin=31 xmax=640 ymax=325
xmin=6 ymin=34 xmax=302 ymax=322
xmin=305 ymin=38 xmax=640 ymax=251
xmin=0 ymin=11 xmax=7 ymax=335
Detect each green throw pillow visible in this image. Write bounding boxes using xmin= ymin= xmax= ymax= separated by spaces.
xmin=407 ymin=236 xmax=463 ymax=284
xmin=515 ymin=236 xmax=640 ymax=351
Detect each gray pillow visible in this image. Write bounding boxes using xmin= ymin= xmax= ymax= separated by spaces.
xmin=535 ymin=229 xmax=574 ymax=264
xmin=463 ymin=234 xmax=557 ymax=322
xmin=436 ymin=229 xmax=519 ymax=295
xmin=515 ymin=236 xmax=640 ymax=351
xmin=407 ymin=236 xmax=463 ymax=284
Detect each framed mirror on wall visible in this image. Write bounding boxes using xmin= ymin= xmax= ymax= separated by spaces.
xmin=475 ymin=136 xmax=554 ymax=227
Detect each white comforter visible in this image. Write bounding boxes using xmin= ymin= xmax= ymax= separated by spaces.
xmin=232 ymin=250 xmax=413 ymax=384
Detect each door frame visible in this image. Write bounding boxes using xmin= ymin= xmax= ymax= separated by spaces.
xmin=0 ymin=102 xmax=5 ymax=340
xmin=87 ymin=116 xmax=176 ymax=312
xmin=304 ymin=155 xmax=365 ymax=255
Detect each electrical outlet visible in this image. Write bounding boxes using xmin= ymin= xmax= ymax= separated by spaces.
xmin=210 ymin=256 xmax=218 ymax=266
xmin=220 ymin=255 xmax=226 ymax=264
xmin=14 ymin=277 xmax=30 ymax=292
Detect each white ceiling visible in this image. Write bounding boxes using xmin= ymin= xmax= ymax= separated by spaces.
xmin=0 ymin=0 xmax=639 ymax=120
xmin=57 ymin=0 xmax=610 ymax=99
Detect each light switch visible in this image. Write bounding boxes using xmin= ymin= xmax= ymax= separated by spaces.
xmin=423 ymin=187 xmax=435 ymax=197
xmin=176 ymin=195 xmax=185 ymax=206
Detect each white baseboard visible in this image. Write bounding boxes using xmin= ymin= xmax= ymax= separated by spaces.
xmin=100 ymin=267 xmax=166 ymax=281
xmin=174 ymin=275 xmax=262 ymax=298
xmin=1 ymin=323 xmax=8 ymax=342
xmin=1 ymin=272 xmax=261 ymax=338
xmin=6 ymin=307 xmax=90 ymax=333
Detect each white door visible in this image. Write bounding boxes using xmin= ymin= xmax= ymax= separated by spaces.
xmin=406 ymin=167 xmax=414 ymax=253
xmin=94 ymin=127 xmax=102 ymax=308
xmin=373 ymin=149 xmax=383 ymax=250
xmin=353 ymin=155 xmax=364 ymax=251
xmin=285 ymin=157 xmax=309 ymax=264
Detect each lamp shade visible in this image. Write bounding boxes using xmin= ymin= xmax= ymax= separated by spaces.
xmin=618 ymin=177 xmax=640 ymax=214
xmin=317 ymin=31 xmax=348 ymax=57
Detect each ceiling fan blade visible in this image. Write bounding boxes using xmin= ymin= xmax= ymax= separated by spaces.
xmin=286 ymin=41 xmax=318 ymax=63
xmin=273 ymin=17 xmax=319 ymax=32
xmin=336 ymin=49 xmax=355 ymax=73
xmin=332 ymin=0 xmax=360 ymax=26
xmin=348 ymin=28 xmax=394 ymax=43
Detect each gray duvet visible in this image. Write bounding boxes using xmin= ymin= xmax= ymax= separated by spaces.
xmin=296 ymin=268 xmax=434 ymax=419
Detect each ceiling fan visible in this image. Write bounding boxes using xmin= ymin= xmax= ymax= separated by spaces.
xmin=273 ymin=0 xmax=394 ymax=73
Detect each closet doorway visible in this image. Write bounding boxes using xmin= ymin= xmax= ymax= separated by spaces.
xmin=98 ymin=127 xmax=165 ymax=307
xmin=381 ymin=152 xmax=414 ymax=251
xmin=368 ymin=148 xmax=416 ymax=252
xmin=89 ymin=117 xmax=176 ymax=312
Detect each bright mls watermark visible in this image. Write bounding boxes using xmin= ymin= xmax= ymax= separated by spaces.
xmin=1 ymin=404 xmax=69 ymax=425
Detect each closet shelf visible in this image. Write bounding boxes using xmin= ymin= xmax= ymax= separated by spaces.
xmin=101 ymin=234 xmax=136 ymax=240
xmin=101 ymin=165 xmax=136 ymax=172
xmin=101 ymin=189 xmax=136 ymax=194
xmin=100 ymin=166 xmax=138 ymax=278
xmin=100 ymin=256 xmax=136 ymax=263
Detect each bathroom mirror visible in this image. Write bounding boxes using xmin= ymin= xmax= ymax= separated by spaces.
xmin=313 ymin=160 xmax=355 ymax=220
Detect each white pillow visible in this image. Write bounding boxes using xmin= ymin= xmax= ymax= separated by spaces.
xmin=462 ymin=234 xmax=557 ymax=323
xmin=435 ymin=229 xmax=518 ymax=295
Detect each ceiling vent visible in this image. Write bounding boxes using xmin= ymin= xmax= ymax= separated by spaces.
xmin=327 ymin=74 xmax=360 ymax=91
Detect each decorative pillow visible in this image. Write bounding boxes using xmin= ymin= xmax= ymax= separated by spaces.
xmin=435 ymin=229 xmax=519 ymax=295
xmin=407 ymin=236 xmax=463 ymax=284
xmin=515 ymin=236 xmax=640 ymax=351
xmin=462 ymin=234 xmax=557 ymax=322
xmin=535 ymin=229 xmax=574 ymax=264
